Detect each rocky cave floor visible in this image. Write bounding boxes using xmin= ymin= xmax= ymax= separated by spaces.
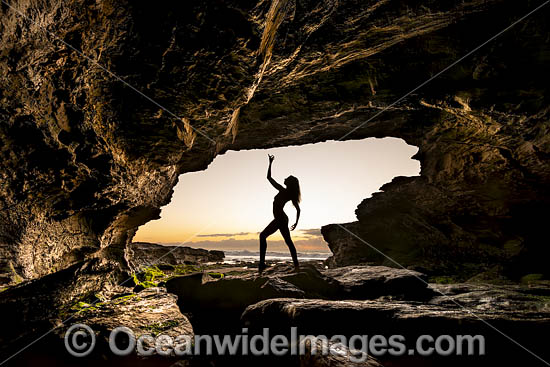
xmin=1 ymin=259 xmax=550 ymax=366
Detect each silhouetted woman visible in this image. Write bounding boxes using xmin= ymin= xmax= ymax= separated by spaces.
xmin=259 ymin=154 xmax=301 ymax=272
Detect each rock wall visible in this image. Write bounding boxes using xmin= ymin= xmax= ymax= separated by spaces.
xmin=1 ymin=0 xmax=549 ymax=283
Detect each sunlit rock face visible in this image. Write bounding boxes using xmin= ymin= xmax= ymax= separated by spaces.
xmin=0 ymin=0 xmax=549 ymax=282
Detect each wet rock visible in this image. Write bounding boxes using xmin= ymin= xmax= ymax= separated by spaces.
xmin=128 ymin=242 xmax=224 ymax=269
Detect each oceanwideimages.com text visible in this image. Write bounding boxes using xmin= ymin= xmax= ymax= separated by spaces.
xmin=65 ymin=324 xmax=486 ymax=362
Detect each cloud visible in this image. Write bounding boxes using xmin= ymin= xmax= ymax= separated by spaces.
xmin=196 ymin=232 xmax=252 ymax=238
xmin=298 ymin=228 xmax=322 ymax=237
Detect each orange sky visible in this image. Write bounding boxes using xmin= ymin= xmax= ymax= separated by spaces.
xmin=134 ymin=137 xmax=420 ymax=252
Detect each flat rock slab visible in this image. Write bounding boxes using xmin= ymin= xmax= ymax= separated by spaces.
xmin=322 ymin=265 xmax=432 ymax=299
xmin=241 ymin=283 xmax=550 ymax=364
xmin=243 ymin=281 xmax=550 ymax=330
xmin=242 ymin=297 xmax=550 ymax=329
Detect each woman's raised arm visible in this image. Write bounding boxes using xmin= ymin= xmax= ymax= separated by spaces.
xmin=267 ymin=154 xmax=284 ymax=191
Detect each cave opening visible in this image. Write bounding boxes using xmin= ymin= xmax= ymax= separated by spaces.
xmin=133 ymin=137 xmax=420 ymax=262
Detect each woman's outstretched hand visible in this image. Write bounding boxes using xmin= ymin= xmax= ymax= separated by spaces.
xmin=268 ymin=154 xmax=275 ymax=163
xmin=290 ymin=223 xmax=297 ymax=231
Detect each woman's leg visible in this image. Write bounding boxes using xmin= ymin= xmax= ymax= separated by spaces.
xmin=259 ymin=219 xmax=279 ymax=270
xmin=279 ymin=224 xmax=299 ymax=268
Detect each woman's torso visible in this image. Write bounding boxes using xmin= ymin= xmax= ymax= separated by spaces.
xmin=273 ymin=190 xmax=291 ymax=218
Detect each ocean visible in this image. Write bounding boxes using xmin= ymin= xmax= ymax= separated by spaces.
xmin=222 ymin=250 xmax=331 ymax=264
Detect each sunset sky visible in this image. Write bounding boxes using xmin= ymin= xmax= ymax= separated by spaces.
xmin=134 ymin=137 xmax=420 ymax=253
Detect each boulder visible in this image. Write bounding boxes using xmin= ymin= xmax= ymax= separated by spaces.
xmin=165 ymin=267 xmax=306 ymax=333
